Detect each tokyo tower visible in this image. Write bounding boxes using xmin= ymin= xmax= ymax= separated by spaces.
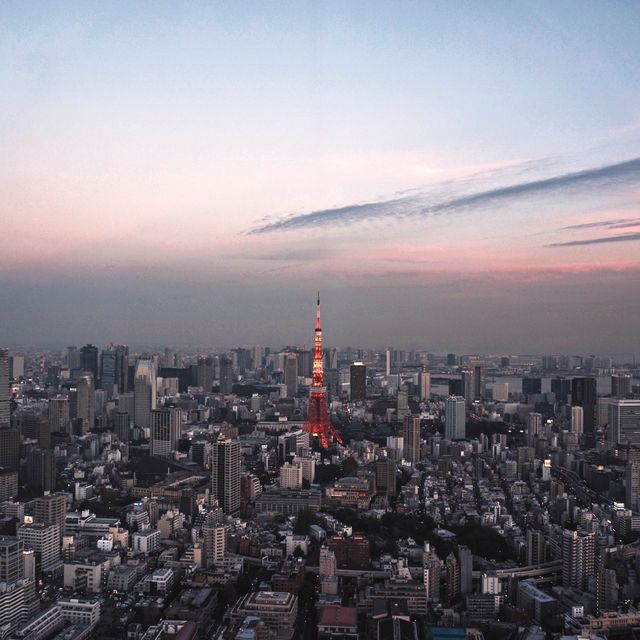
xmin=303 ymin=293 xmax=343 ymax=449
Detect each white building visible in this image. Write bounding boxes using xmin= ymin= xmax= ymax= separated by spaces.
xmin=445 ymin=396 xmax=466 ymax=440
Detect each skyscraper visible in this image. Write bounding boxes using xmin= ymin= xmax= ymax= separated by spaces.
xmin=527 ymin=412 xmax=543 ymax=447
xmin=551 ymin=377 xmax=571 ymax=404
xmin=445 ymin=396 xmax=466 ymax=440
xmin=219 ymin=356 xmax=233 ymax=395
xmin=211 ymin=435 xmax=241 ymax=515
xmin=612 ymin=374 xmax=632 ymax=399
xmin=608 ymin=399 xmax=640 ymax=446
xmin=150 ymin=407 xmax=182 ymax=457
xmin=76 ymin=372 xmax=95 ymax=434
xmin=79 ymin=344 xmax=99 ymax=382
xmin=26 ymin=449 xmax=56 ymax=493
xmin=571 ymin=406 xmax=584 ymax=435
xmin=571 ymin=377 xmax=597 ymax=436
xmin=134 ymin=359 xmax=157 ymax=428
xmin=0 ymin=348 xmax=9 ymax=428
xmin=625 ymin=462 xmax=640 ymax=511
xmin=284 ymin=354 xmax=299 ymax=398
xmin=402 ymin=416 xmax=420 ymax=463
xmin=419 ymin=370 xmax=431 ymax=401
xmin=522 ymin=377 xmax=542 ymax=399
xmin=561 ymin=529 xmax=595 ymax=591
xmin=349 ymin=362 xmax=366 ymax=401
xmin=48 ymin=397 xmax=70 ymax=434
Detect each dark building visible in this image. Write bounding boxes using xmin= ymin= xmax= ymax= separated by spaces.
xmin=100 ymin=350 xmax=117 ymax=392
xmin=20 ymin=415 xmax=51 ymax=450
xmin=449 ymin=379 xmax=463 ymax=396
xmin=350 ymin=363 xmax=366 ymax=401
xmin=114 ymin=411 xmax=130 ymax=442
xmin=26 ymin=449 xmax=56 ymax=493
xmin=500 ymin=357 xmax=510 ymax=368
xmin=522 ymin=377 xmax=542 ymax=399
xmin=0 ymin=428 xmax=20 ymax=471
xmin=328 ymin=535 xmax=370 ymax=570
xmin=79 ymin=344 xmax=99 ymax=382
xmin=446 ymin=353 xmax=457 ymax=367
xmin=551 ymin=377 xmax=571 ymax=405
xmin=219 ymin=357 xmax=233 ymax=395
xmin=196 ymin=357 xmax=215 ymax=393
xmin=612 ymin=374 xmax=632 ymax=399
xmin=160 ymin=367 xmax=193 ymax=393
xmin=572 ymin=377 xmax=597 ymax=435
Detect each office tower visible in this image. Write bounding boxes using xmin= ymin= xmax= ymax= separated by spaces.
xmin=8 ymin=355 xmax=24 ymax=380
xmin=21 ymin=415 xmax=51 ymax=449
xmin=284 ymin=354 xmax=299 ymax=398
xmin=461 ymin=369 xmax=474 ymax=405
xmin=446 ymin=553 xmax=460 ymax=605
xmin=423 ymin=542 xmax=441 ymax=601
xmin=403 ymin=416 xmax=420 ymax=463
xmin=612 ymin=374 xmax=632 ymax=399
xmin=386 ymin=436 xmax=404 ymax=461
xmin=526 ymin=529 xmax=545 ymax=566
xmin=445 ymin=396 xmax=466 ymax=440
xmin=66 ymin=345 xmax=80 ymax=370
xmin=134 ymin=359 xmax=156 ymax=428
xmin=26 ymin=449 xmax=56 ymax=493
xmin=397 ymin=385 xmax=410 ymax=421
xmin=114 ymin=411 xmax=130 ymax=442
xmin=419 ymin=370 xmax=431 ymax=401
xmin=79 ymin=344 xmax=99 ymax=382
xmin=0 ymin=537 xmax=24 ymax=583
xmin=472 ymin=364 xmax=485 ymax=401
xmin=0 ymin=469 xmax=17 ymax=502
xmin=571 ymin=406 xmax=584 ymax=435
xmin=386 ymin=347 xmax=392 ymax=376
xmin=252 ymin=345 xmax=263 ymax=370
xmin=350 ymin=362 xmax=366 ymax=401
xmin=196 ymin=356 xmax=215 ymax=393
xmin=500 ymin=356 xmax=510 ymax=369
xmin=561 ymin=529 xmax=595 ymax=591
xmin=118 ymin=392 xmax=135 ymax=417
xmin=0 ymin=348 xmax=9 ymax=428
xmin=211 ymin=435 xmax=241 ymax=515
xmin=458 ymin=545 xmax=473 ymax=595
xmin=0 ymin=428 xmax=20 ymax=471
xmin=219 ymin=356 xmax=233 ymax=395
xmin=446 ymin=353 xmax=457 ymax=367
xmin=375 ymin=458 xmax=396 ymax=497
xmin=551 ymin=377 xmax=571 ymax=405
xmin=608 ymin=399 xmax=640 ymax=446
xmin=150 ymin=407 xmax=182 ymax=457
xmin=48 ymin=397 xmax=70 ymax=434
xmin=522 ymin=377 xmax=542 ymax=399
xmin=99 ymin=349 xmax=117 ymax=393
xmin=76 ymin=373 xmax=95 ymax=434
xmin=279 ymin=462 xmax=303 ymax=489
xmin=542 ymin=355 xmax=558 ymax=372
xmin=17 ymin=522 xmax=61 ymax=574
xmin=34 ymin=493 xmax=67 ymax=535
xmin=571 ymin=377 xmax=597 ymax=435
xmin=626 ymin=462 xmax=640 ymax=511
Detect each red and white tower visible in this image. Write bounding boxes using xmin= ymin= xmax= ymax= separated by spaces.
xmin=304 ymin=293 xmax=343 ymax=449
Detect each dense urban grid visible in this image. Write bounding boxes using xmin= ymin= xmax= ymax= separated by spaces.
xmin=1 ymin=300 xmax=640 ymax=640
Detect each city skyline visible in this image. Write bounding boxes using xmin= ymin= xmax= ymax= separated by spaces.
xmin=2 ymin=3 xmax=640 ymax=351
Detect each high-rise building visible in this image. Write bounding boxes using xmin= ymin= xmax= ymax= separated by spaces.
xmin=423 ymin=542 xmax=441 ymax=601
xmin=571 ymin=406 xmax=584 ymax=435
xmin=76 ymin=373 xmax=95 ymax=434
xmin=397 ymin=385 xmax=410 ymax=421
xmin=219 ymin=356 xmax=233 ymax=395
xmin=0 ymin=537 xmax=24 ymax=583
xmin=114 ymin=411 xmax=130 ymax=442
xmin=202 ymin=521 xmax=225 ymax=568
xmin=211 ymin=435 xmax=241 ymax=515
xmin=0 ymin=469 xmax=18 ymax=502
xmin=561 ymin=529 xmax=595 ymax=591
xmin=472 ymin=364 xmax=485 ymax=401
xmin=48 ymin=397 xmax=70 ymax=434
xmin=279 ymin=462 xmax=303 ymax=490
xmin=403 ymin=416 xmax=420 ymax=463
xmin=26 ymin=449 xmax=57 ymax=493
xmin=79 ymin=344 xmax=99 ymax=382
xmin=284 ymin=354 xmax=299 ymax=398
xmin=0 ymin=348 xmax=9 ymax=428
xmin=349 ymin=362 xmax=366 ymax=401
xmin=551 ymin=377 xmax=571 ymax=404
xmin=445 ymin=396 xmax=466 ymax=441
xmin=17 ymin=522 xmax=61 ymax=574
xmin=625 ymin=462 xmax=640 ymax=512
xmin=0 ymin=427 xmax=20 ymax=471
xmin=527 ymin=413 xmax=543 ymax=447
xmin=461 ymin=369 xmax=474 ymax=405
xmin=526 ymin=529 xmax=546 ymax=566
xmin=8 ymin=355 xmax=24 ymax=380
xmin=21 ymin=414 xmax=51 ymax=449
xmin=196 ymin=357 xmax=215 ymax=393
xmin=134 ymin=359 xmax=156 ymax=428
xmin=419 ymin=370 xmax=431 ymax=401
xmin=458 ymin=545 xmax=473 ymax=595
xmin=34 ymin=493 xmax=67 ymax=535
xmin=150 ymin=407 xmax=182 ymax=457
xmin=571 ymin=377 xmax=597 ymax=436
xmin=66 ymin=346 xmax=80 ymax=372
xmin=522 ymin=377 xmax=542 ymax=399
xmin=608 ymin=399 xmax=640 ymax=447
xmin=375 ymin=458 xmax=396 ymax=497
xmin=445 ymin=553 xmax=460 ymax=605
xmin=612 ymin=374 xmax=632 ymax=399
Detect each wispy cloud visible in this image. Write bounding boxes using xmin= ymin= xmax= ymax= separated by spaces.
xmin=563 ymin=217 xmax=640 ymax=231
xmin=547 ymin=232 xmax=640 ymax=247
xmin=247 ymin=157 xmax=640 ymax=234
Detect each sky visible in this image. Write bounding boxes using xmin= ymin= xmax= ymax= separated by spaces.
xmin=1 ymin=1 xmax=640 ymax=353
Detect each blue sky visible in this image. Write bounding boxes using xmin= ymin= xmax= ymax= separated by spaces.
xmin=1 ymin=2 xmax=639 ymax=351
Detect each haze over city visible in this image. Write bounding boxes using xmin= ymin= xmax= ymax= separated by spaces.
xmin=2 ymin=2 xmax=640 ymax=351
